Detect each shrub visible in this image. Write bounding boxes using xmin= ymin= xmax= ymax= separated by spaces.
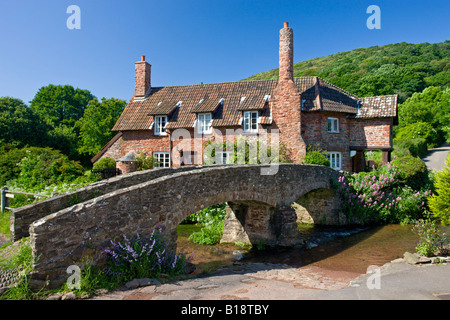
xmin=135 ymin=153 xmax=157 ymax=171
xmin=303 ymin=146 xmax=330 ymax=167
xmin=186 ymin=203 xmax=226 ymax=245
xmin=0 ymin=148 xmax=28 ymax=186
xmin=412 ymin=217 xmax=449 ymax=257
xmin=394 ymin=122 xmax=441 ymax=149
xmin=93 ymin=157 xmax=116 ymax=170
xmin=5 ymin=147 xmax=87 ymax=191
xmin=428 ymin=157 xmax=450 ymax=225
xmin=203 ymin=139 xmax=290 ymax=165
xmin=340 ymin=162 xmax=431 ymax=224
xmin=188 ymin=221 xmax=224 ymax=245
xmin=103 ymin=226 xmax=192 ymax=285
xmin=393 ymin=138 xmax=428 ymax=158
xmin=391 ymin=155 xmax=430 ymax=190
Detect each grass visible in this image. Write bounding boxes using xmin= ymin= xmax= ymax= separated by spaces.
xmin=0 ymin=212 xmax=10 ymax=240
xmin=0 ymin=238 xmax=35 ymax=300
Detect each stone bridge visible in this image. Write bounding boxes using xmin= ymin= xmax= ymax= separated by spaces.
xmin=20 ymin=164 xmax=350 ymax=288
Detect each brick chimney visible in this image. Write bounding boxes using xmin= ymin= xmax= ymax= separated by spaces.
xmin=134 ymin=55 xmax=151 ymax=99
xmin=271 ymin=22 xmax=306 ymax=163
xmin=279 ymin=21 xmax=294 ymax=81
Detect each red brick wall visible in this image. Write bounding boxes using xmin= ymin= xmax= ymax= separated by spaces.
xmin=122 ymin=130 xmax=170 ymax=157
xmin=350 ymin=118 xmax=393 ymax=148
xmin=302 ymin=112 xmax=350 ymax=171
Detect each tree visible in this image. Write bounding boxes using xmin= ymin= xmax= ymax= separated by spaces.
xmin=77 ymin=97 xmax=127 ymax=156
xmin=30 ymin=84 xmax=94 ymax=128
xmin=0 ymin=97 xmax=49 ymax=149
xmin=398 ymin=86 xmax=450 ymax=142
xmin=394 ymin=122 xmax=443 ymax=149
xmin=428 ymin=156 xmax=450 ymax=225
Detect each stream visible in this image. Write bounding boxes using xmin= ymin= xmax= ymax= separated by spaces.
xmin=177 ymin=224 xmax=427 ymax=275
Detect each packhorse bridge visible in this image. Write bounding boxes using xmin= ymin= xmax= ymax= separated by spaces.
xmin=11 ymin=164 xmax=350 ymax=288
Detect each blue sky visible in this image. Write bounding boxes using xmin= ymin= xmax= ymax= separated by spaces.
xmin=0 ymin=0 xmax=448 ymax=105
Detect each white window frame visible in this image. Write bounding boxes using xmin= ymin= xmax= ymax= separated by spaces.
xmin=197 ymin=113 xmax=212 ymax=134
xmin=153 ymin=152 xmax=170 ymax=168
xmin=327 ymin=152 xmax=341 ymax=170
xmin=243 ymin=111 xmax=258 ymax=133
xmin=327 ymin=117 xmax=339 ymax=133
xmin=154 ymin=115 xmax=168 ymax=136
xmin=216 ymin=151 xmax=232 ymax=164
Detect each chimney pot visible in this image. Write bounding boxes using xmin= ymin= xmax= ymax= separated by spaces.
xmin=284 ymin=22 xmax=289 ymax=28
xmin=141 ymin=55 xmax=145 ymax=61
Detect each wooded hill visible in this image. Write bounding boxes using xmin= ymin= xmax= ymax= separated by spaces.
xmin=243 ymin=41 xmax=449 ymax=103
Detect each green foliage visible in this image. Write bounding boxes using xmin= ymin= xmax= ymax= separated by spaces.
xmin=93 ymin=157 xmax=116 ymax=170
xmin=2 ymin=88 xmax=126 ymax=168
xmin=30 ymin=84 xmax=94 ymax=128
xmin=303 ymin=146 xmax=330 ymax=167
xmin=13 ymin=148 xmax=85 ymax=190
xmin=340 ymin=162 xmax=432 ymax=224
xmin=77 ymin=97 xmax=126 ymax=157
xmin=412 ymin=217 xmax=449 ymax=257
xmin=391 ymin=155 xmax=431 ymax=191
xmin=394 ymin=122 xmax=443 ymax=149
xmin=102 ymin=227 xmax=192 ymax=286
xmin=188 ymin=221 xmax=224 ymax=245
xmin=0 ymin=97 xmax=49 ymax=149
xmin=0 ymin=148 xmax=29 ymax=186
xmin=393 ymin=138 xmax=428 ymax=158
xmin=398 ymin=86 xmax=450 ymax=141
xmin=1 ymin=147 xmax=96 ymax=194
xmin=365 ymin=150 xmax=383 ymax=169
xmin=0 ymin=238 xmax=35 ymax=300
xmin=203 ymin=139 xmax=290 ymax=165
xmin=46 ymin=124 xmax=80 ymax=161
xmin=135 ymin=153 xmax=157 ymax=171
xmin=428 ymin=156 xmax=450 ymax=225
xmin=186 ymin=203 xmax=226 ymax=245
xmin=0 ymin=212 xmax=10 ymax=238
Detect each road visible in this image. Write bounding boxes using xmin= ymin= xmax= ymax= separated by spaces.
xmin=422 ymin=142 xmax=450 ymax=171
xmin=90 ymin=258 xmax=450 ymax=301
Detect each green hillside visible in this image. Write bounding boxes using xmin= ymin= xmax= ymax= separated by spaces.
xmin=243 ymin=41 xmax=449 ymax=102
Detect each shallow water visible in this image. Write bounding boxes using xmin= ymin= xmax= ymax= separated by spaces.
xmin=177 ymin=223 xmax=445 ymax=275
xmin=249 ymin=224 xmax=419 ymax=274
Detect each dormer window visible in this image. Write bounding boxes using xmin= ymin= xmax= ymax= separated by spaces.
xmin=197 ymin=113 xmax=212 ymax=134
xmin=243 ymin=111 xmax=258 ymax=133
xmin=155 ymin=115 xmax=168 ymax=135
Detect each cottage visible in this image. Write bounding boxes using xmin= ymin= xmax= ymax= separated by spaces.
xmin=92 ymin=22 xmax=397 ymax=174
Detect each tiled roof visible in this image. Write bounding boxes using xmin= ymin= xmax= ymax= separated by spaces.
xmin=112 ymin=77 xmax=397 ymax=131
xmin=356 ymin=95 xmax=398 ymax=118
xmin=148 ymin=100 xmax=180 ymax=115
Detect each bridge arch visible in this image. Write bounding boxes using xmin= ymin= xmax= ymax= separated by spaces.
xmin=28 ymin=164 xmax=345 ymax=288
